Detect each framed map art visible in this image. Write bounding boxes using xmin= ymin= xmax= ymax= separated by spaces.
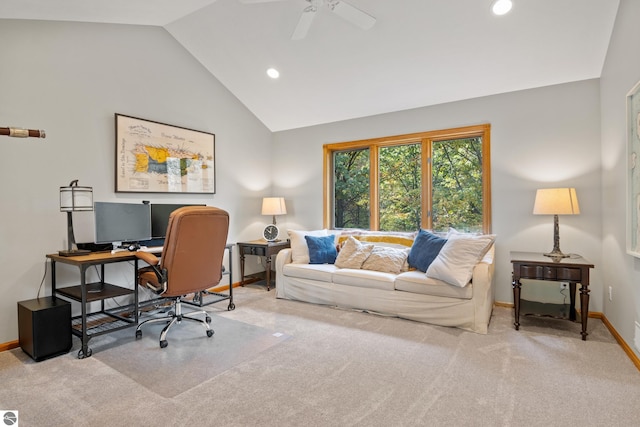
xmin=115 ymin=114 xmax=215 ymax=194
xmin=627 ymin=80 xmax=640 ymax=257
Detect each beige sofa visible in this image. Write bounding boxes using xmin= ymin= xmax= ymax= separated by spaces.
xmin=275 ymin=230 xmax=495 ymax=334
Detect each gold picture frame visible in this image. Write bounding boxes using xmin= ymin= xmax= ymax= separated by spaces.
xmin=115 ymin=114 xmax=215 ymax=194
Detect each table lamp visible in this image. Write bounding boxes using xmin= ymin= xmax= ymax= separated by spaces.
xmin=59 ymin=180 xmax=93 ymax=256
xmin=261 ymin=197 xmax=287 ymax=241
xmin=533 ymin=188 xmax=580 ymax=258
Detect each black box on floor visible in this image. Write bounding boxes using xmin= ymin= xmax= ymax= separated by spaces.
xmin=18 ymin=297 xmax=71 ymax=362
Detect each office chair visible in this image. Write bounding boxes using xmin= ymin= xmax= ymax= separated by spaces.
xmin=134 ymin=206 xmax=230 ymax=348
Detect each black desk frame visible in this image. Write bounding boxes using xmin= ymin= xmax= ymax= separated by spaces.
xmin=48 ymin=251 xmax=140 ymax=359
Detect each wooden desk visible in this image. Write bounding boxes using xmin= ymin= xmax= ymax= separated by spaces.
xmin=47 ymin=251 xmax=141 ymax=359
xmin=510 ymin=251 xmax=594 ymax=340
xmin=238 ymin=240 xmax=290 ymax=291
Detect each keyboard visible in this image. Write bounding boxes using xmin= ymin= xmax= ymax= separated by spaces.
xmin=137 ymin=246 xmax=163 ymax=253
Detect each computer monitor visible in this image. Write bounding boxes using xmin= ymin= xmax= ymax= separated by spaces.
xmin=94 ymin=202 xmax=152 ymax=248
xmin=150 ymin=203 xmax=205 ymax=238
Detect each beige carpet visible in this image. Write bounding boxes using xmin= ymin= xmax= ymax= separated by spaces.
xmin=91 ymin=314 xmax=290 ymax=398
xmin=1 ymin=285 xmax=640 ymax=426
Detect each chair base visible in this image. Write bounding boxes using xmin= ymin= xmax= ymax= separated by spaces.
xmin=136 ymin=297 xmax=214 ymax=348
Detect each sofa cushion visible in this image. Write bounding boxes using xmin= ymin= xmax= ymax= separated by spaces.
xmin=408 ymin=229 xmax=447 ymax=272
xmin=426 ymin=232 xmax=495 ymax=287
xmin=305 ymin=234 xmax=338 ymax=264
xmin=361 ymin=246 xmax=410 ymax=274
xmin=335 ymin=236 xmax=374 ymax=269
xmin=288 ymin=229 xmax=328 ymax=264
xmin=282 ymin=263 xmax=337 ymax=283
xmin=395 ymin=271 xmax=473 ymax=299
xmin=332 ymin=268 xmax=396 ymax=291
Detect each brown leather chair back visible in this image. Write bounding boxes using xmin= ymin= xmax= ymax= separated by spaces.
xmin=159 ymin=206 xmax=229 ymax=297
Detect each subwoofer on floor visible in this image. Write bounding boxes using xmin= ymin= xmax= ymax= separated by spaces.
xmin=18 ymin=297 xmax=71 ymax=362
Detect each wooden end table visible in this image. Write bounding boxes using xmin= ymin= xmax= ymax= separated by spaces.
xmin=238 ymin=240 xmax=290 ymax=291
xmin=510 ymin=251 xmax=594 ymax=340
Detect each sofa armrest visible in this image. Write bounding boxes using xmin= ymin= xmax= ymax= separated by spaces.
xmin=275 ymin=248 xmax=293 ymax=299
xmin=470 ymin=244 xmax=495 ymax=333
xmin=472 ymin=244 xmax=495 ymax=290
xmin=276 ymin=248 xmax=293 ymax=269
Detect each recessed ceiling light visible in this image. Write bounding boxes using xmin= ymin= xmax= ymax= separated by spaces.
xmin=491 ymin=0 xmax=512 ymax=16
xmin=266 ymin=68 xmax=280 ymax=79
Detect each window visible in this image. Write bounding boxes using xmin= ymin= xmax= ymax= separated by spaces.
xmin=323 ymin=124 xmax=491 ymax=233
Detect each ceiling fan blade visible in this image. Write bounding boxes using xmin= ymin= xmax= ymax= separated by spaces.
xmin=291 ymin=7 xmax=317 ymax=40
xmin=330 ymin=1 xmax=376 ymax=30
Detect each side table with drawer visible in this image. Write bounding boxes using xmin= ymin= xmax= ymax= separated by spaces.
xmin=238 ymin=240 xmax=290 ymax=291
xmin=510 ymin=251 xmax=594 ymax=340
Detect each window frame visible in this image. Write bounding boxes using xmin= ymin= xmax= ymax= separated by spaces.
xmin=323 ymin=124 xmax=492 ymax=233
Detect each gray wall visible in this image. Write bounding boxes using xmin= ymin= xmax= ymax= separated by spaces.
xmin=0 ymin=20 xmax=273 ymax=344
xmin=4 ymin=5 xmax=640 ymax=357
xmin=273 ymin=80 xmax=603 ymax=314
xmin=600 ymin=0 xmax=640 ymax=354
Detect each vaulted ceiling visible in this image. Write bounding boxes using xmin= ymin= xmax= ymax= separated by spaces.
xmin=0 ymin=0 xmax=619 ymax=131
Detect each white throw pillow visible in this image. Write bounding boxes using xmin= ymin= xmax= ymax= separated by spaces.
xmin=288 ymin=229 xmax=328 ymax=264
xmin=335 ymin=236 xmax=374 ymax=269
xmin=361 ymin=246 xmax=410 ymax=274
xmin=426 ymin=232 xmax=496 ymax=287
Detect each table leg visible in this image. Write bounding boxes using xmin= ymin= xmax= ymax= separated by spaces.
xmin=569 ymin=282 xmax=577 ymax=321
xmin=240 ymin=252 xmax=246 ymax=287
xmin=265 ymin=255 xmax=272 ymax=291
xmin=580 ymin=283 xmax=590 ymax=341
xmin=79 ymin=265 xmax=92 ymax=359
xmin=512 ymin=276 xmax=521 ymax=331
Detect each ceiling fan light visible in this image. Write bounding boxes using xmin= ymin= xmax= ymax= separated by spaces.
xmin=491 ymin=0 xmax=512 ymax=16
xmin=266 ymin=68 xmax=280 ymax=79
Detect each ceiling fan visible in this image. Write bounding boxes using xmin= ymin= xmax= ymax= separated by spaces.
xmin=240 ymin=0 xmax=376 ymax=40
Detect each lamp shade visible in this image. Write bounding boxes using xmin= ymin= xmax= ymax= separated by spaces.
xmin=533 ymin=188 xmax=580 ymax=215
xmin=261 ymin=197 xmax=287 ymax=216
xmin=60 ymin=180 xmax=93 ymax=212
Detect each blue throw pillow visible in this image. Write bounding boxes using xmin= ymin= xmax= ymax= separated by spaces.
xmin=305 ymin=235 xmax=337 ymax=264
xmin=408 ymin=229 xmax=447 ymax=272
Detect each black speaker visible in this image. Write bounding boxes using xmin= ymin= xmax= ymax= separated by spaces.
xmin=18 ymin=297 xmax=71 ymax=362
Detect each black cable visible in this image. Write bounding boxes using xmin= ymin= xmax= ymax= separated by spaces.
xmin=36 ymin=259 xmax=48 ymax=299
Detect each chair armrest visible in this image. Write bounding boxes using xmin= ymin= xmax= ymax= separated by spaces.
xmin=135 ymin=251 xmax=160 ymax=266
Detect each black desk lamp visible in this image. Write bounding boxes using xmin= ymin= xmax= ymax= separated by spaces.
xmin=59 ymin=180 xmax=93 ymax=256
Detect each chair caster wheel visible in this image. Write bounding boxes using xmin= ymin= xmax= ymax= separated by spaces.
xmin=78 ymin=348 xmax=92 ymax=359
xmin=228 ymin=303 xmax=235 ymax=311
xmin=207 ymin=330 xmax=214 ymax=337
xmin=135 ymin=330 xmax=142 ymax=339
xmin=160 ymin=340 xmax=168 ymax=348
xmin=205 ymin=316 xmax=211 ymax=324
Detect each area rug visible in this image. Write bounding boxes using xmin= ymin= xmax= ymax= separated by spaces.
xmin=91 ymin=314 xmax=290 ymax=398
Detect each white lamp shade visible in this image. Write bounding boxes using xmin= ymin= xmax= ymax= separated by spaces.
xmin=261 ymin=197 xmax=287 ymax=216
xmin=60 ymin=182 xmax=93 ymax=212
xmin=533 ymin=188 xmax=580 ymax=215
